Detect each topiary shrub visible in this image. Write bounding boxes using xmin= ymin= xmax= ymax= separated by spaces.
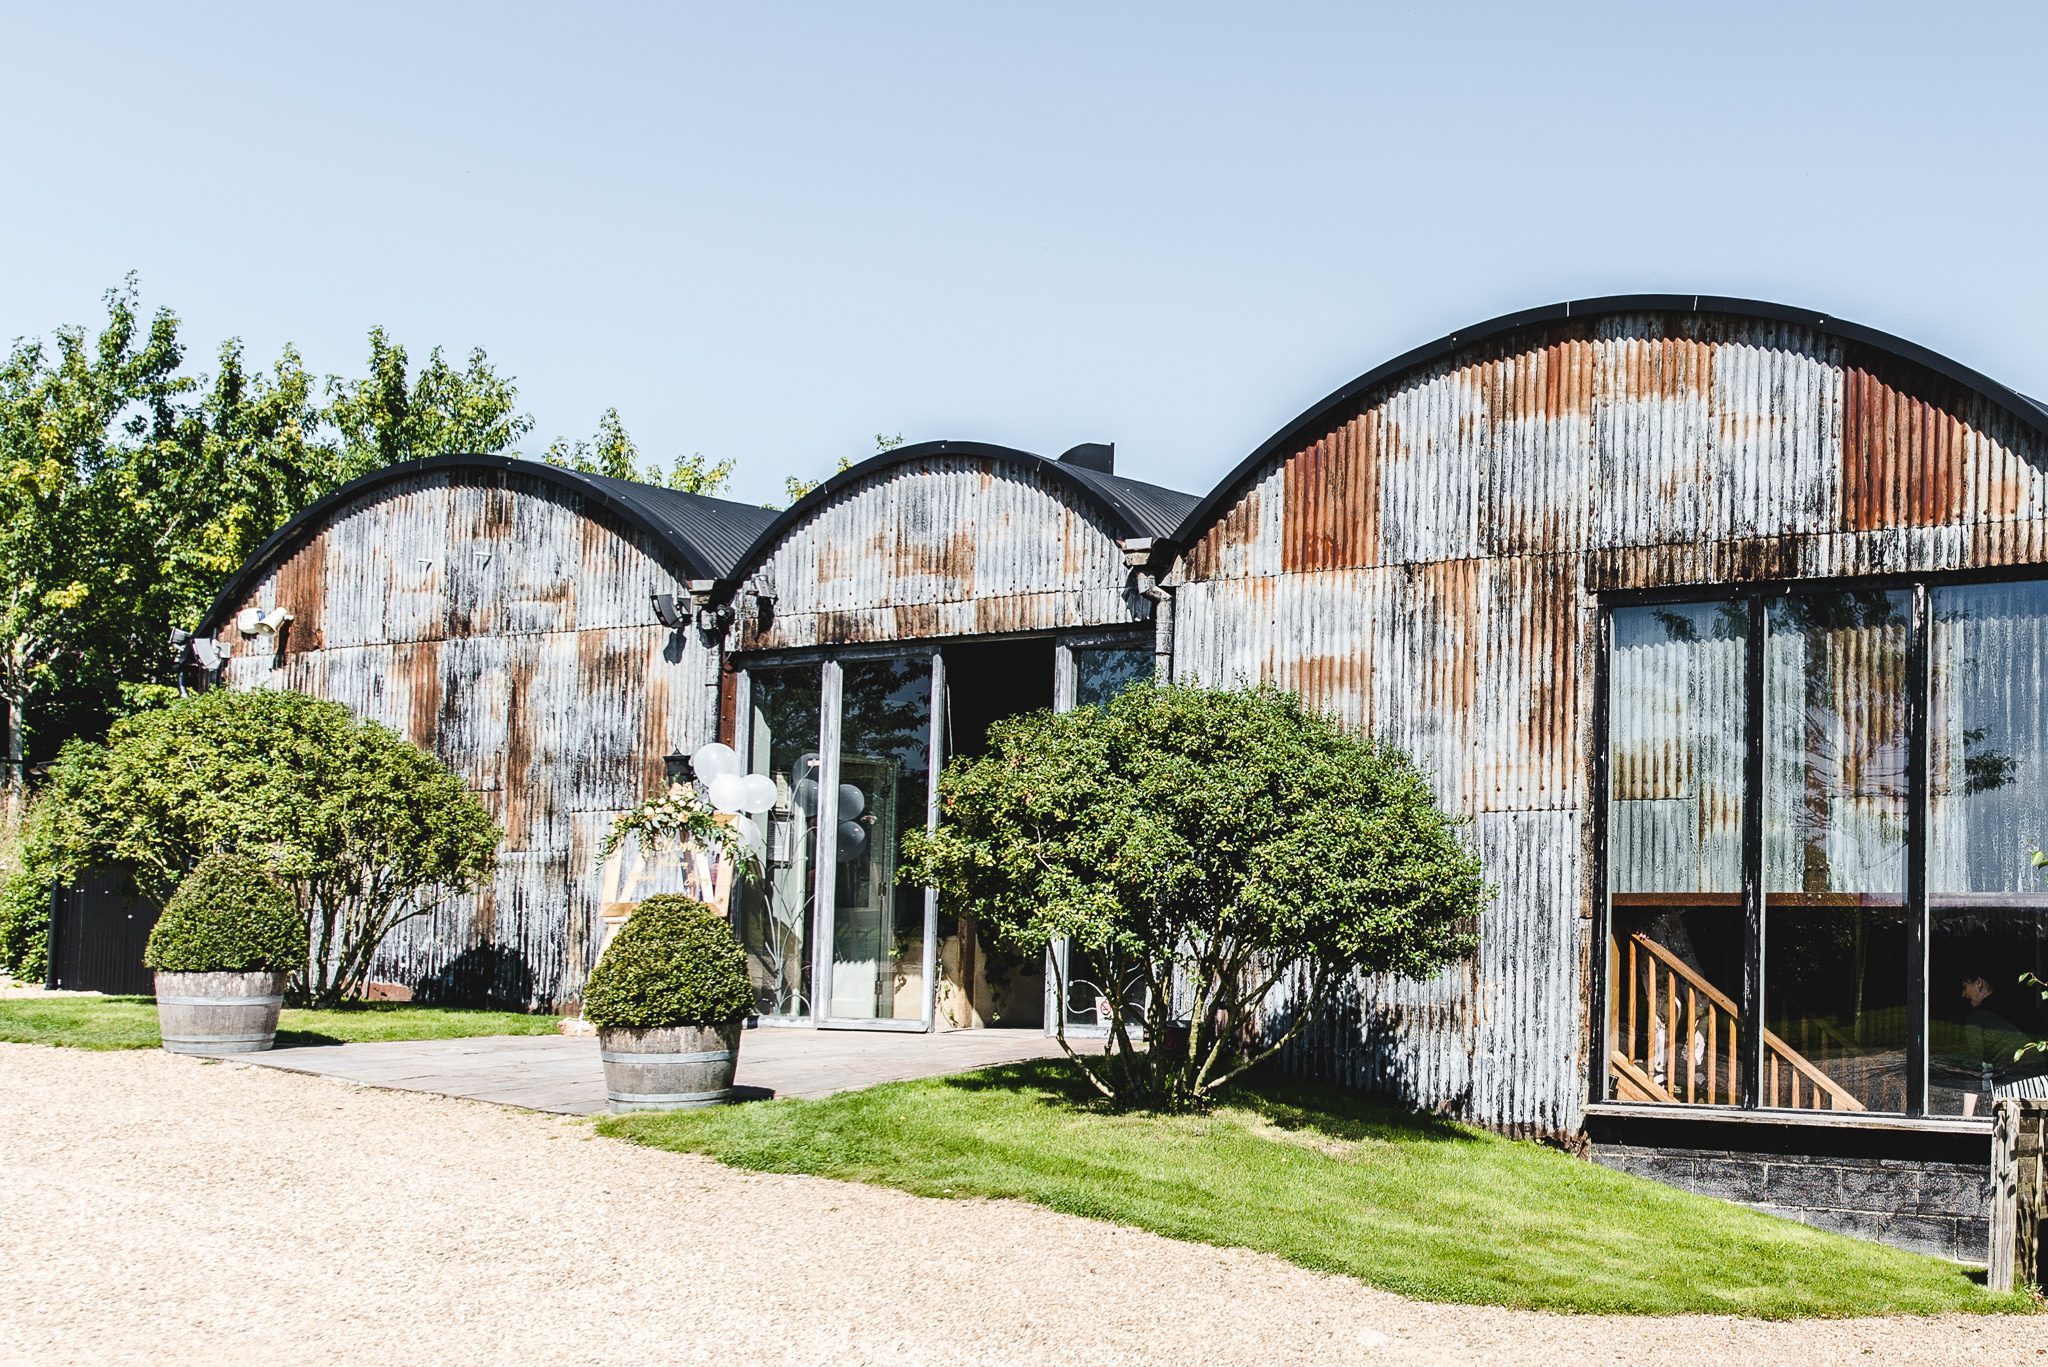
xmin=903 ymin=681 xmax=1490 ymax=1111
xmin=143 ymin=851 xmax=308 ymax=975
xmin=31 ymin=689 xmax=500 ymax=1005
xmin=582 ymin=894 xmax=752 ymax=1030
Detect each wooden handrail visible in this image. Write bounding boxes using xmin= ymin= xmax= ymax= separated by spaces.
xmin=1610 ymin=931 xmax=1866 ymax=1113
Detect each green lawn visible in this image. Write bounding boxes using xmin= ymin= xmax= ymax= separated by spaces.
xmin=599 ymin=1060 xmax=2031 ymax=1318
xmin=0 ymin=994 xmax=556 ymax=1050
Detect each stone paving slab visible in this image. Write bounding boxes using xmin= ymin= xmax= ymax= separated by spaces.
xmin=244 ymin=1025 xmax=1087 ymax=1114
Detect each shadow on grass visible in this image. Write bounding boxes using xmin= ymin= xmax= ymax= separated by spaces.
xmin=933 ymin=1057 xmax=1480 ymax=1146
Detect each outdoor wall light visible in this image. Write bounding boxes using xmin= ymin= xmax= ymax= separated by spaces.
xmin=650 ymin=592 xmax=686 ymax=629
xmin=233 ymin=607 xmax=293 ymax=638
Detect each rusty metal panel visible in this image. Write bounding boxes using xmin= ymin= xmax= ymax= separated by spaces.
xmin=1175 ymin=555 xmax=1579 ymax=817
xmin=1183 ymin=314 xmax=2048 ymax=589
xmin=740 ymin=455 xmax=1145 ymax=651
xmin=1261 ymin=809 xmax=1583 ymax=1138
xmin=213 ymin=467 xmax=716 ymax=1008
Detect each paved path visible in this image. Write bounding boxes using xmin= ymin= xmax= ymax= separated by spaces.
xmin=243 ymin=1025 xmax=1084 ymax=1113
xmin=4 ymin=1043 xmax=2032 ymax=1367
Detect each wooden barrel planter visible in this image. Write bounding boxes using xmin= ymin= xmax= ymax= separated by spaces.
xmin=598 ymin=1022 xmax=742 ymax=1112
xmin=154 ymin=970 xmax=288 ymax=1054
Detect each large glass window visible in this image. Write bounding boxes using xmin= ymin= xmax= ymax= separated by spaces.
xmin=1605 ymin=576 xmax=2048 ymax=1122
xmin=737 ymin=666 xmax=823 ymax=1019
xmin=1928 ymin=582 xmax=2048 ymax=1115
xmin=827 ymin=657 xmax=933 ymax=1023
xmin=1764 ymin=592 xmax=1911 ymax=1114
xmin=1607 ymin=601 xmax=1749 ymax=1106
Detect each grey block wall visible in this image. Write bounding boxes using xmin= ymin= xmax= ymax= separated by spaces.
xmin=1592 ymin=1135 xmax=1992 ymax=1262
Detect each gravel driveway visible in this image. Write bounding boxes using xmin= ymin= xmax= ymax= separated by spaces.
xmin=0 ymin=1043 xmax=2035 ymax=1366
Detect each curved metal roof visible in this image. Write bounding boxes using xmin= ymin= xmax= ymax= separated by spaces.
xmin=1171 ymin=293 xmax=2048 ymax=548
xmin=200 ymin=453 xmax=780 ymax=632
xmin=716 ymin=439 xmax=1198 ymax=597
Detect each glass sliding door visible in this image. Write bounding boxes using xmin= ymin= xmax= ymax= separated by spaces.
xmin=737 ymin=665 xmax=824 ymax=1020
xmin=1763 ymin=591 xmax=1911 ymax=1113
xmin=824 ymin=655 xmax=936 ymax=1026
xmin=1606 ymin=600 xmax=1749 ymax=1106
xmin=1928 ymin=582 xmax=2048 ymax=1114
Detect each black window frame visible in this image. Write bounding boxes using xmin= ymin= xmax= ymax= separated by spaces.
xmin=1590 ymin=565 xmax=2048 ymax=1127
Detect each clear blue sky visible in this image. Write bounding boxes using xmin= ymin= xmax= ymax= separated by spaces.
xmin=8 ymin=1 xmax=2047 ymax=506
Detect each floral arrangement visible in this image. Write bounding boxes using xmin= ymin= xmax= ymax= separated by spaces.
xmin=596 ymin=784 xmax=745 ymax=869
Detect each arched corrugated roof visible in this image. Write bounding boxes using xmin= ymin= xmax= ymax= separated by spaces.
xmin=200 ymin=453 xmax=780 ymax=632
xmin=1172 ymin=294 xmax=2048 ymax=548
xmin=716 ymin=439 xmax=1198 ymax=597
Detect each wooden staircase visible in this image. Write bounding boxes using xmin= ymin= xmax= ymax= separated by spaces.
xmin=1610 ymin=932 xmax=1864 ymax=1112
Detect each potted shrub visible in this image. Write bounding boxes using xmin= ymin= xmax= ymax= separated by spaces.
xmin=583 ymin=894 xmax=753 ymax=1112
xmin=143 ymin=852 xmax=307 ymax=1055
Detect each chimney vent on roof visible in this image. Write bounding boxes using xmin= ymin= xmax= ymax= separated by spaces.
xmin=1057 ymin=442 xmax=1114 ymax=474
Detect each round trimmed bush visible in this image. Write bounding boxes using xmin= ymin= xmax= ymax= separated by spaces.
xmin=143 ymin=852 xmax=308 ymax=974
xmin=583 ymin=895 xmax=752 ymax=1030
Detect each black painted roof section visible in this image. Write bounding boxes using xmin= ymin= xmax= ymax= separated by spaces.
xmin=716 ymin=439 xmax=1198 ymax=596
xmin=1060 ymin=465 xmax=1201 ymax=540
xmin=571 ymin=469 xmax=779 ymax=578
xmin=1172 ymin=293 xmax=2048 ymax=547
xmin=200 ymin=453 xmax=780 ymax=632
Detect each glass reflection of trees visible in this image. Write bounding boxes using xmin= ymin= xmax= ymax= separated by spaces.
xmin=833 ymin=657 xmax=932 ymax=1021
xmin=1073 ymin=645 xmax=1152 ymax=707
xmin=738 ymin=667 xmax=822 ymax=1019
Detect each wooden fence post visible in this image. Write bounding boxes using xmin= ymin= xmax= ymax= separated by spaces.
xmin=1991 ymin=1097 xmax=2046 ymax=1294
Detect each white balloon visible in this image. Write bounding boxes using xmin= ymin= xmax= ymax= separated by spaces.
xmin=836 ymin=820 xmax=867 ymax=861
xmin=793 ymin=778 xmax=820 ymax=818
xmin=739 ymin=773 xmax=778 ymax=815
xmin=729 ymin=815 xmax=762 ymax=847
xmin=708 ymin=772 xmax=748 ymax=813
xmin=691 ymin=742 xmax=741 ymax=782
xmin=836 ymin=784 xmax=866 ymax=820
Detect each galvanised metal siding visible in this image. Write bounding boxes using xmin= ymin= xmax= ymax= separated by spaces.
xmin=739 ymin=455 xmax=1147 ymax=651
xmin=1175 ymin=310 xmax=2048 ymax=1136
xmin=217 ymin=467 xmax=717 ymax=1008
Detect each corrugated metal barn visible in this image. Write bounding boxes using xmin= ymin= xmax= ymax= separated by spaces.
xmin=195 ymin=295 xmax=2048 ymax=1260
xmin=1169 ymin=295 xmax=2048 ymax=1258
xmin=202 ymin=454 xmax=776 ymax=1007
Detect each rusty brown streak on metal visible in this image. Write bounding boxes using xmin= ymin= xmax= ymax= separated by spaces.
xmin=1841 ymin=359 xmax=1986 ymax=531
xmin=272 ymin=531 xmax=328 ymax=652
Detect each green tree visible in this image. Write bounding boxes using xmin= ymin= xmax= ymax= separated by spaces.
xmin=324 ymin=326 xmax=533 ymax=478
xmin=0 ymin=278 xmax=190 ymax=813
xmin=903 ymin=683 xmax=1488 ymax=1110
xmin=780 ymin=432 xmax=901 ymax=506
xmin=0 ymin=281 xmax=545 ymax=798
xmin=12 ymin=689 xmax=500 ymax=1004
xmin=544 ymin=407 xmax=733 ymax=493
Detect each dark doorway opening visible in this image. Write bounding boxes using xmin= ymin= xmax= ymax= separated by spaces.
xmin=945 ymin=638 xmax=1055 ymax=759
xmin=939 ymin=637 xmax=1055 ymax=1029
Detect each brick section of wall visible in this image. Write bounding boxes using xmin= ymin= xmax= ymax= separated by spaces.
xmin=1593 ymin=1140 xmax=1990 ymax=1262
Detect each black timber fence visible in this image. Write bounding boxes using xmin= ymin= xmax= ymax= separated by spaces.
xmin=46 ymin=871 xmax=160 ymax=995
